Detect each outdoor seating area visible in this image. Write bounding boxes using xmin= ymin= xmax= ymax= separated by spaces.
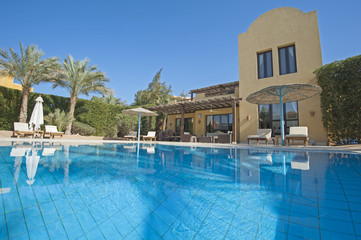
xmin=12 ymin=122 xmax=35 ymax=138
xmin=286 ymin=126 xmax=309 ymax=146
xmin=44 ymin=125 xmax=64 ymax=139
xmin=123 ymin=131 xmax=137 ymax=141
xmin=141 ymin=131 xmax=157 ymax=141
xmin=247 ymin=129 xmax=274 ymax=145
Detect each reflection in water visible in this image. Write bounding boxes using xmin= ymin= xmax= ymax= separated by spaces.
xmin=10 ymin=146 xmax=31 ymax=184
xmin=25 ymin=149 xmax=40 ymax=185
xmin=291 ymin=152 xmax=310 ymax=170
xmin=2 ymin=143 xmax=360 ymax=239
xmin=6 ymin=143 xmax=314 ymax=189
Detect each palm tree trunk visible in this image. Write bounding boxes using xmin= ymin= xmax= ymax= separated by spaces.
xmin=65 ymin=95 xmax=77 ymax=135
xmin=19 ymin=88 xmax=30 ymax=123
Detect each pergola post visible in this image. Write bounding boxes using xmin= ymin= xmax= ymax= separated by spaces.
xmin=191 ymin=92 xmax=194 ymax=101
xmin=180 ymin=106 xmax=185 ymax=135
xmin=232 ymin=100 xmax=237 ymax=144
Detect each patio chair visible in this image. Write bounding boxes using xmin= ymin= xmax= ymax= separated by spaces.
xmin=286 ymin=126 xmax=308 ymax=146
xmin=44 ymin=125 xmax=64 ymax=139
xmin=247 ymin=129 xmax=274 ymax=145
xmin=12 ymin=122 xmax=34 ymax=138
xmin=162 ymin=129 xmax=176 ymax=141
xmin=124 ymin=131 xmax=137 ymax=141
xmin=142 ymin=131 xmax=156 ymax=141
xmin=180 ymin=133 xmax=193 ymax=142
xmin=198 ymin=136 xmax=212 ymax=143
xmin=217 ymin=133 xmax=232 ymax=144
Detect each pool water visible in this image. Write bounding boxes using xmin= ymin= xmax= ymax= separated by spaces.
xmin=0 ymin=142 xmax=360 ymax=240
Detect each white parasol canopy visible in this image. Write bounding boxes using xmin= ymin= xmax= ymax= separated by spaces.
xmin=122 ymin=107 xmax=158 ymax=142
xmin=29 ymin=96 xmax=44 ymax=130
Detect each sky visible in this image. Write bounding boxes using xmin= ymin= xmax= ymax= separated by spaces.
xmin=1 ymin=0 xmax=361 ymax=104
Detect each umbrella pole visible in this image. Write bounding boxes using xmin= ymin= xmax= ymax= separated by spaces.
xmin=138 ymin=112 xmax=141 ymax=142
xmin=280 ymin=92 xmax=285 ymax=146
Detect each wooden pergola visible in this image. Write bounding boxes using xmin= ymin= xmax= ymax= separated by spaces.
xmin=190 ymin=81 xmax=239 ymax=100
xmin=148 ymin=95 xmax=242 ymax=143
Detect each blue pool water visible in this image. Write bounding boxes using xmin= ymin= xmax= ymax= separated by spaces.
xmin=0 ymin=142 xmax=360 ymax=240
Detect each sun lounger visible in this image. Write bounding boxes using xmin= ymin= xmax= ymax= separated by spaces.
xmin=124 ymin=131 xmax=137 ymax=141
xmin=12 ymin=122 xmax=34 ymax=138
xmin=142 ymin=131 xmax=156 ymax=141
xmin=247 ymin=129 xmax=274 ymax=145
xmin=286 ymin=126 xmax=308 ymax=146
xmin=44 ymin=125 xmax=64 ymax=139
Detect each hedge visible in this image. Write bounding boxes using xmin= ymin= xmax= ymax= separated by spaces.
xmin=315 ymin=54 xmax=361 ymax=144
xmin=0 ymin=86 xmax=125 ymax=137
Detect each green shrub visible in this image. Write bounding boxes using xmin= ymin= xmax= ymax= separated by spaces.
xmin=315 ymin=54 xmax=361 ymax=144
xmin=0 ymin=86 xmax=125 ymax=136
xmin=116 ymin=113 xmax=138 ymax=137
xmin=44 ymin=109 xmax=71 ymax=132
xmin=71 ymin=121 xmax=96 ymax=136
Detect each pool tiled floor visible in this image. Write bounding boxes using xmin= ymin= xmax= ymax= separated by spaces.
xmin=1 ymin=143 xmax=361 ymax=239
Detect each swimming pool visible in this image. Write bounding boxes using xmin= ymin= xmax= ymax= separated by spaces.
xmin=0 ymin=142 xmax=360 ymax=240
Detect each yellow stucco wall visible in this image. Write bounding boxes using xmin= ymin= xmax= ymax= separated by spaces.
xmin=166 ymin=107 xmax=238 ymax=137
xmin=0 ymin=76 xmax=33 ymax=91
xmin=238 ymin=7 xmax=327 ymax=144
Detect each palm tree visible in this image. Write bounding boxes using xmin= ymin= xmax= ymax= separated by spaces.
xmin=92 ymin=93 xmax=126 ymax=105
xmin=0 ymin=42 xmax=61 ymax=122
xmin=54 ymin=55 xmax=109 ymax=134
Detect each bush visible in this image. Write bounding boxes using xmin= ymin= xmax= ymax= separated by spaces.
xmin=0 ymin=86 xmax=125 ymax=136
xmin=315 ymin=54 xmax=361 ymax=144
xmin=116 ymin=113 xmax=138 ymax=137
xmin=71 ymin=121 xmax=96 ymax=136
xmin=44 ymin=109 xmax=71 ymax=132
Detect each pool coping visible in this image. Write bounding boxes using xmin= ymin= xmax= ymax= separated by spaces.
xmin=1 ymin=137 xmax=361 ymax=155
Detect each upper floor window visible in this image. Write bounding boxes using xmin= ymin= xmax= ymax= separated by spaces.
xmin=279 ymin=45 xmax=297 ymax=75
xmin=257 ymin=50 xmax=273 ymax=79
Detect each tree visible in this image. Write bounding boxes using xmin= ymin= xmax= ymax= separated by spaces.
xmin=0 ymin=42 xmax=61 ymax=122
xmin=134 ymin=68 xmax=172 ymax=106
xmin=92 ymin=93 xmax=126 ymax=106
xmin=53 ymin=55 xmax=109 ymax=134
xmin=134 ymin=68 xmax=172 ymax=132
xmin=44 ymin=108 xmax=72 ymax=132
xmin=180 ymin=90 xmax=188 ymax=98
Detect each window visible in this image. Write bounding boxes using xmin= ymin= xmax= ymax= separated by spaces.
xmin=257 ymin=50 xmax=273 ymax=79
xmin=176 ymin=118 xmax=193 ymax=134
xmin=258 ymin=102 xmax=299 ymax=136
xmin=206 ymin=114 xmax=232 ymax=133
xmin=279 ymin=45 xmax=297 ymax=75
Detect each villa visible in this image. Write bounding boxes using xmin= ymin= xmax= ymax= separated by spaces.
xmin=150 ymin=7 xmax=328 ymax=145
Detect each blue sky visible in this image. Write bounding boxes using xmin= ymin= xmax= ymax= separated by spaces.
xmin=2 ymin=0 xmax=360 ymax=104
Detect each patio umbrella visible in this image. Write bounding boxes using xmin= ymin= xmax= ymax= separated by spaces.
xmin=29 ymin=96 xmax=44 ymax=130
xmin=122 ymin=107 xmax=158 ymax=142
xmin=246 ymin=84 xmax=322 ymax=145
xmin=25 ymin=149 xmax=40 ymax=185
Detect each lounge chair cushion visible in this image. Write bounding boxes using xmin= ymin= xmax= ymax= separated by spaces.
xmin=288 ymin=127 xmax=308 ymax=136
xmin=248 ymin=129 xmax=272 ymax=139
xmin=45 ymin=125 xmax=63 ymax=133
xmin=248 ymin=135 xmax=268 ymax=139
xmin=14 ymin=122 xmax=31 ymax=131
xmin=285 ymin=134 xmax=307 ymax=138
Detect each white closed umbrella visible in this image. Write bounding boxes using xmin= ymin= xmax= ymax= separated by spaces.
xmin=29 ymin=96 xmax=44 ymax=130
xmin=26 ymin=150 xmax=40 ymax=185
